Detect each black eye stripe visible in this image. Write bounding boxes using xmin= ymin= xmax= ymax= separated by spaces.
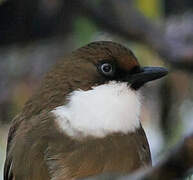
xmin=129 ymin=66 xmax=141 ymax=74
xmin=96 ymin=60 xmax=140 ymax=80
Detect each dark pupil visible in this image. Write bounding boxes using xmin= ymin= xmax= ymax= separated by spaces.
xmin=103 ymin=64 xmax=111 ymax=72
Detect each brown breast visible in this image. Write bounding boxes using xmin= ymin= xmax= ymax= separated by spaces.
xmin=46 ymin=123 xmax=152 ymax=180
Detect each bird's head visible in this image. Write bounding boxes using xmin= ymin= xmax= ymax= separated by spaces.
xmin=72 ymin=41 xmax=168 ymax=90
xmin=24 ymin=41 xmax=168 ymax=138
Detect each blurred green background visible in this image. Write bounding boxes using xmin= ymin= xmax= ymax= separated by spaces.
xmin=1 ymin=0 xmax=193 ymax=179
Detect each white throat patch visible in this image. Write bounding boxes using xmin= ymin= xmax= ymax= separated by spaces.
xmin=52 ymin=81 xmax=141 ymax=138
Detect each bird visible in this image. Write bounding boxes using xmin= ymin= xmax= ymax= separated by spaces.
xmin=4 ymin=41 xmax=168 ymax=180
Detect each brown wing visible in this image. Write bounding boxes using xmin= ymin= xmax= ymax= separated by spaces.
xmin=135 ymin=124 xmax=152 ymax=166
xmin=4 ymin=155 xmax=13 ymax=180
xmin=4 ymin=114 xmax=22 ymax=180
xmin=4 ymin=113 xmax=55 ymax=180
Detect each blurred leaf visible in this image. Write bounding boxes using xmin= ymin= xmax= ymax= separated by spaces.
xmin=73 ymin=17 xmax=98 ymax=47
xmin=136 ymin=0 xmax=163 ymax=19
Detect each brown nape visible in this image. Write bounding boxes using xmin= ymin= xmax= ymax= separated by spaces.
xmin=21 ymin=57 xmax=101 ymax=120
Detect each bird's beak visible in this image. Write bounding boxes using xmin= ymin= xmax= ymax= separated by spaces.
xmin=127 ymin=67 xmax=168 ymax=90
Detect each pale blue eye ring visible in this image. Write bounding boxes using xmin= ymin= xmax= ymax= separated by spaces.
xmin=101 ymin=63 xmax=113 ymax=75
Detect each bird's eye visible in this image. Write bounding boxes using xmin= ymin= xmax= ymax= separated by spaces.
xmin=100 ymin=63 xmax=114 ymax=76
